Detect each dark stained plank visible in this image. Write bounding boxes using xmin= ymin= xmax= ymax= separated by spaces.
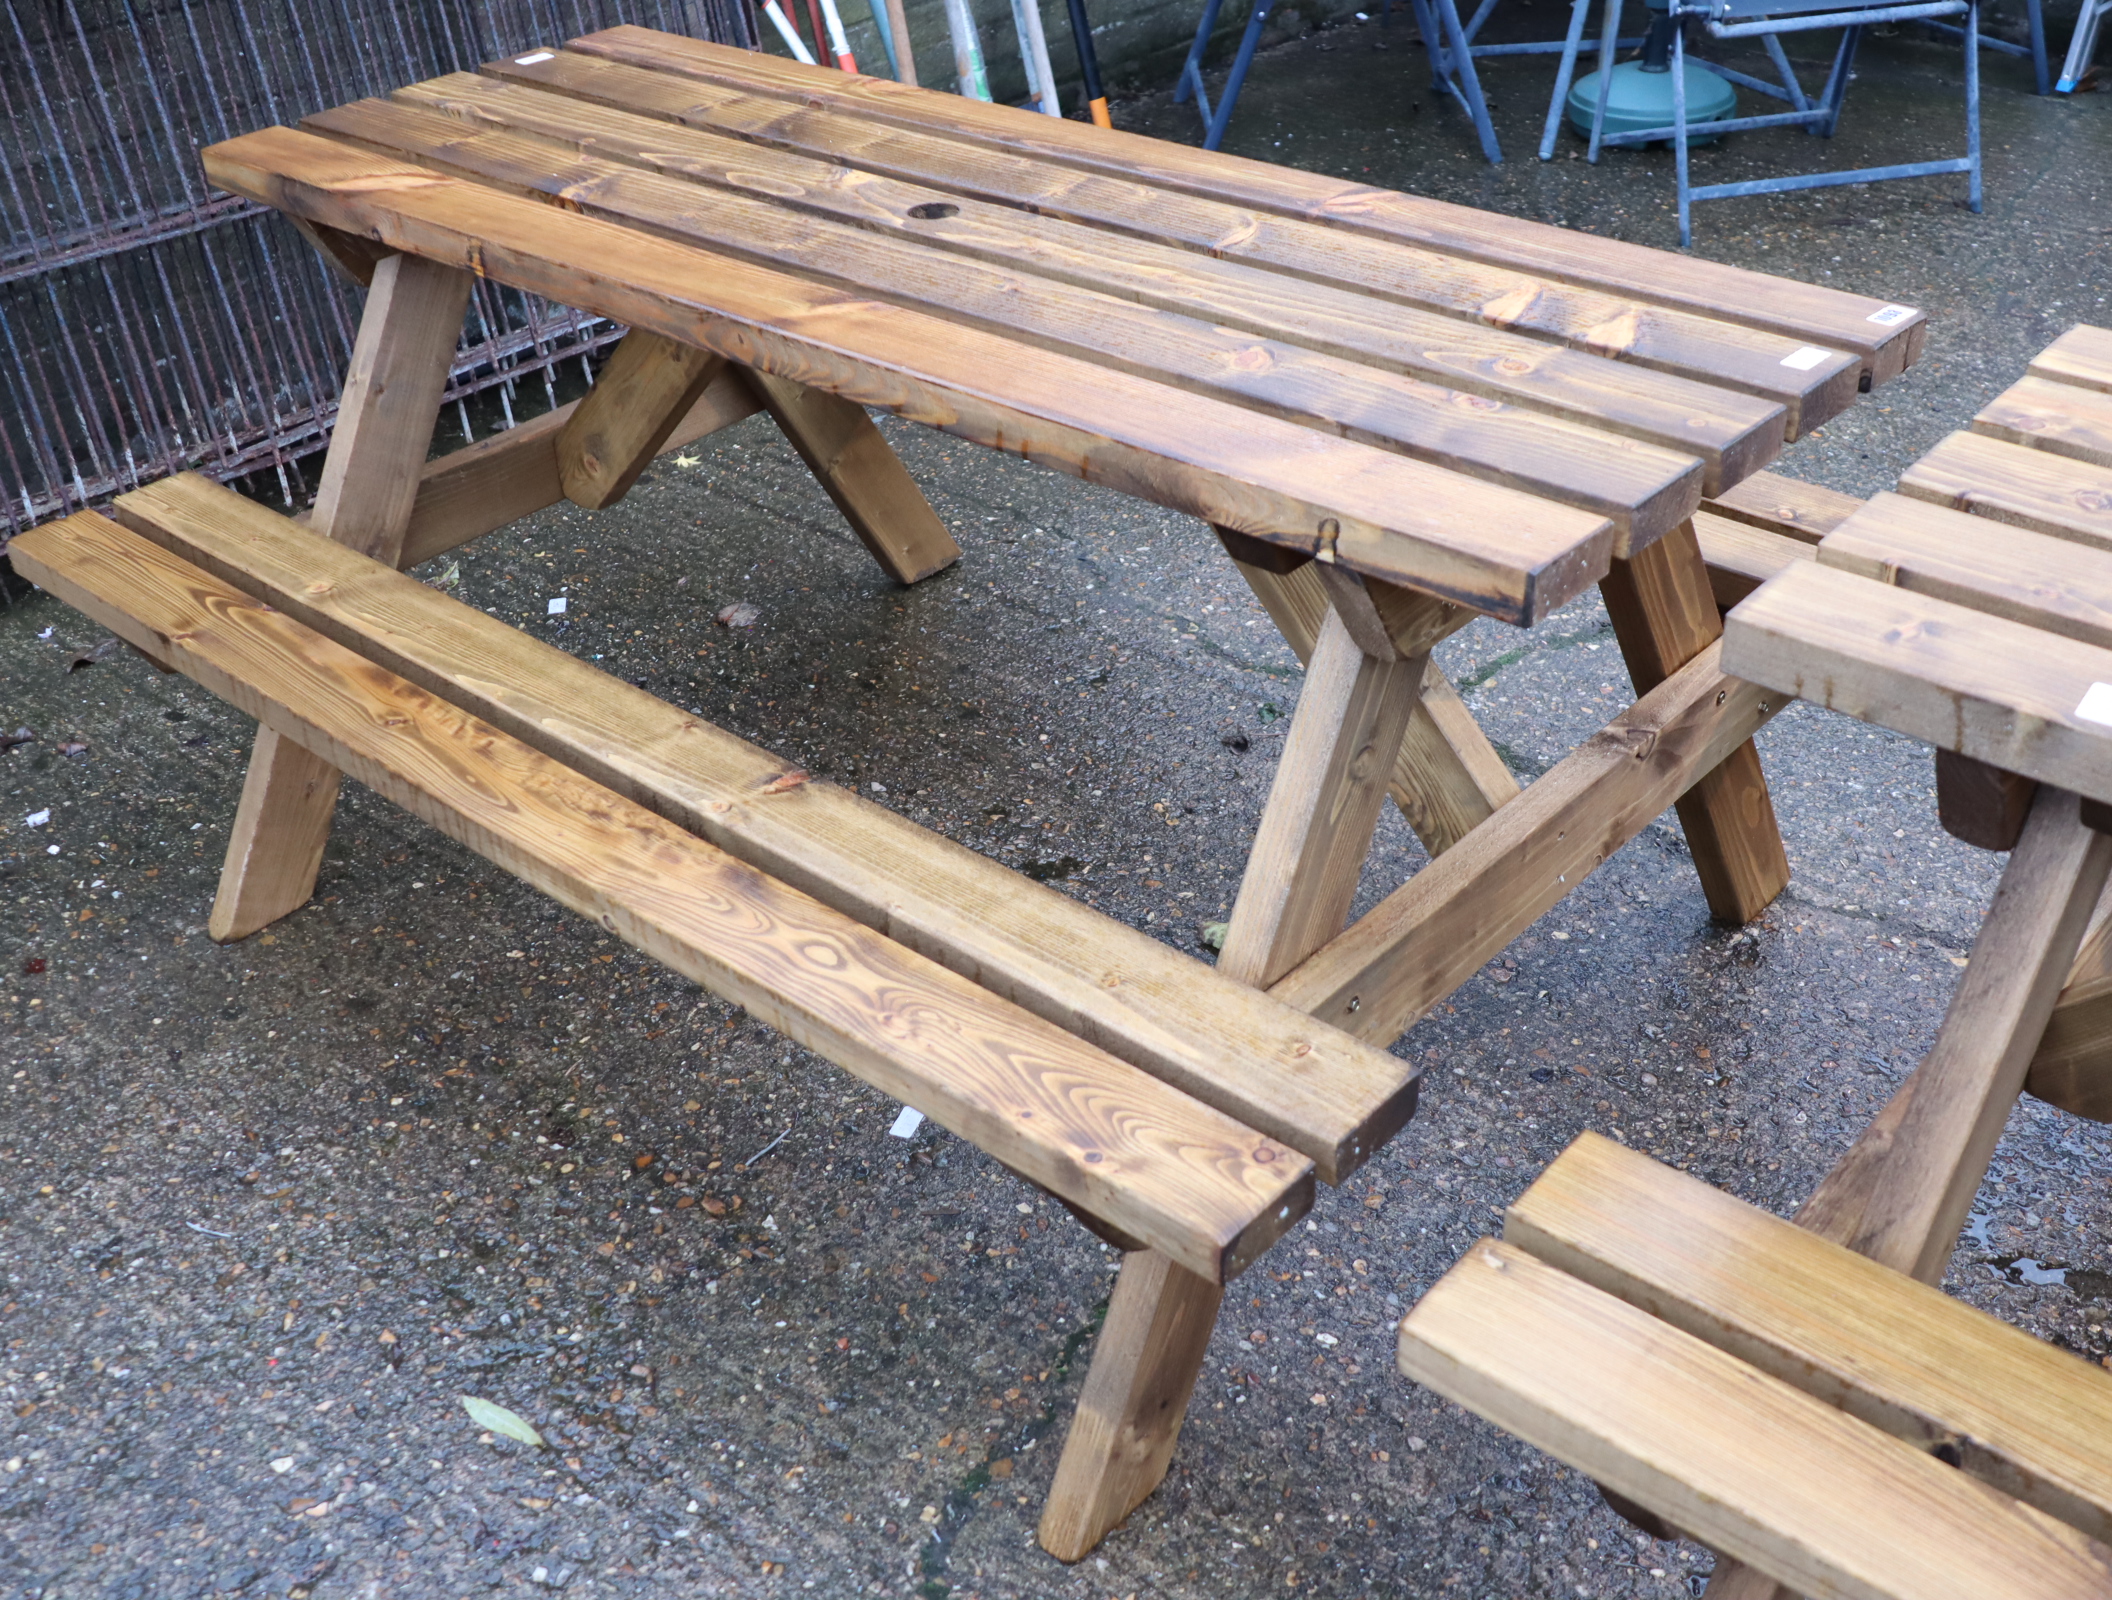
xmin=473 ymin=50 xmax=1857 ymax=437
xmin=562 ymin=29 xmax=1927 ymax=385
xmin=1700 ymin=468 xmax=1864 ymax=544
xmin=201 ymin=125 xmax=1614 ymax=624
xmin=1897 ymin=431 xmax=2112 ymax=551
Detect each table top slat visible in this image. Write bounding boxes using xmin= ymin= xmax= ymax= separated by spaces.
xmin=2030 ymin=324 xmax=2112 ymax=395
xmin=564 ymin=28 xmax=1925 ymax=383
xmin=311 ymin=97 xmax=1713 ymax=544
xmin=1897 ymin=431 xmax=2112 ymax=551
xmin=479 ymin=48 xmax=1858 ymax=436
xmin=204 ymin=125 xmax=1614 ymax=623
xmin=1974 ymin=375 xmax=2112 ymax=470
xmin=1819 ymin=491 xmax=2112 ymax=653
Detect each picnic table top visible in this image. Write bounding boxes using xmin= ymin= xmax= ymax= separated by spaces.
xmin=200 ymin=26 xmax=1926 ymax=628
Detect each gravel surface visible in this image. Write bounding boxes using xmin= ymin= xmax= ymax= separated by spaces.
xmin=2 ymin=28 xmax=2108 ymax=1600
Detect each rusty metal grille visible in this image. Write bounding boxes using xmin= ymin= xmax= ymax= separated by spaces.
xmin=0 ymin=0 xmax=756 ymax=548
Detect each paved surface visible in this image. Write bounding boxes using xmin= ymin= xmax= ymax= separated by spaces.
xmin=2 ymin=30 xmax=2109 ymax=1600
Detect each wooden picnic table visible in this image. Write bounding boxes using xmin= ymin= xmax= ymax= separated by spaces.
xmin=13 ymin=28 xmax=1937 ymax=1561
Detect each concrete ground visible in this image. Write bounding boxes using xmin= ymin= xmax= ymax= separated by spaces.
xmin=3 ymin=26 xmax=2110 ymax=1600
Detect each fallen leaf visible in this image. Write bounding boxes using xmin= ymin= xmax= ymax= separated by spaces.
xmin=460 ymin=1394 xmax=544 ymax=1447
xmin=67 ymin=638 xmax=121 ymax=672
xmin=58 ymin=740 xmax=88 ymax=757
xmin=432 ymin=560 xmax=462 ymax=591
xmin=1201 ymin=922 xmax=1229 ymax=952
xmin=758 ymin=768 xmax=811 ymax=794
xmin=716 ymin=601 xmax=761 ymax=628
xmin=0 ymin=728 xmax=32 ymax=752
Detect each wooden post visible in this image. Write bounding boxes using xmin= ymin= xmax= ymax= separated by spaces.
xmin=210 ymin=251 xmax=471 ymax=942
xmin=1038 ymin=1249 xmax=1224 ymax=1562
xmin=741 ymin=368 xmax=960 ymax=584
xmin=1600 ymin=520 xmax=1789 ymax=925
xmin=557 ymin=329 xmax=726 ymax=510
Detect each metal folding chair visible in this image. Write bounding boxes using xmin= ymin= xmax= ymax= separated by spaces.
xmin=1571 ymin=0 xmax=1986 ymax=247
xmin=2058 ymin=0 xmax=2108 ymax=89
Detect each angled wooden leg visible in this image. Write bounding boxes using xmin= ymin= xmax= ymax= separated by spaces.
xmin=1601 ymin=520 xmax=1789 ymax=925
xmin=1221 ymin=534 xmax=1508 ymax=857
xmin=1039 ymin=1249 xmax=1223 ymax=1562
xmin=558 ymin=329 xmax=726 ymax=510
xmin=741 ymin=368 xmax=960 ymax=584
xmin=1217 ymin=607 xmax=1427 ymax=989
xmin=211 ymin=251 xmax=471 ymax=942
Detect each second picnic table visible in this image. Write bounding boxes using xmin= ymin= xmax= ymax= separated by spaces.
xmin=66 ymin=26 xmax=1935 ymax=1560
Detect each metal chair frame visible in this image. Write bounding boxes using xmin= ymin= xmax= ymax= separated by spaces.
xmin=2056 ymin=0 xmax=2108 ymax=89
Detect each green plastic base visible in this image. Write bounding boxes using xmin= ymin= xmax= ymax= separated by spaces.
xmin=1566 ymin=60 xmax=1738 ymax=142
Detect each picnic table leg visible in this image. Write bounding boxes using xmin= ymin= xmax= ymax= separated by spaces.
xmin=741 ymin=369 xmax=961 ymax=585
xmin=1600 ymin=520 xmax=1789 ymax=925
xmin=558 ymin=329 xmax=728 ymax=510
xmin=210 ymin=251 xmax=471 ymax=942
xmin=1039 ymin=1248 xmax=1223 ymax=1562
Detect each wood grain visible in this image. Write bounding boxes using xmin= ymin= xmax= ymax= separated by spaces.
xmin=1724 ymin=561 xmax=2112 ymax=808
xmin=111 ymin=474 xmax=1420 ymax=1186
xmin=562 ymin=30 xmax=1925 ymax=386
xmin=1398 ymin=1238 xmax=2112 ymax=1600
xmin=556 ymin=328 xmax=726 ymax=509
xmin=1700 ymin=467 xmax=1864 ymax=544
xmin=463 ymin=53 xmax=1860 ymax=434
xmin=1695 ymin=508 xmax=1814 ymax=610
xmin=12 ymin=510 xmax=1314 ymax=1283
xmin=1974 ymin=375 xmax=2112 ymax=470
xmin=1936 ymin=748 xmax=2040 ymax=851
xmin=1270 ymin=642 xmax=1787 ymax=1045
xmin=1898 ymin=430 xmax=2112 ymax=550
xmin=1506 ymin=1132 xmax=2112 ymax=1544
xmin=2031 ymin=324 xmax=2112 ymax=396
xmin=2029 ymin=970 xmax=2112 ymax=1123
xmin=202 ymin=125 xmax=1613 ymax=625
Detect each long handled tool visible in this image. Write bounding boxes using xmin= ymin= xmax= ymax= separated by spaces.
xmin=761 ymin=0 xmax=819 ymax=62
xmin=817 ymin=0 xmax=860 ymax=70
xmin=1010 ymin=0 xmax=1065 ymax=113
xmin=883 ymin=0 xmax=919 ymax=81
xmin=942 ymin=0 xmax=994 ymax=97
xmin=1065 ymin=0 xmax=1112 ymax=125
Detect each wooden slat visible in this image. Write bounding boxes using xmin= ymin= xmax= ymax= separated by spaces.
xmin=202 ymin=126 xmax=1612 ymax=625
xmin=1695 ymin=508 xmax=1814 ymax=610
xmin=1397 ymin=1238 xmax=2112 ymax=1600
xmin=1700 ymin=467 xmax=1864 ymax=544
xmin=1724 ymin=561 xmax=2112 ymax=807
xmin=305 ymin=96 xmax=1720 ymax=546
xmin=1819 ymin=491 xmax=2112 ymax=651
xmin=1975 ymin=374 xmax=2112 ymax=470
xmin=399 ymin=364 xmax=764 ymax=568
xmin=110 ymin=473 xmax=1419 ymax=1185
xmin=1506 ymin=1132 xmax=2112 ymax=1544
xmin=466 ymin=53 xmax=1857 ymax=439
xmin=2030 ymin=970 xmax=2112 ymax=1123
xmin=2030 ymin=324 xmax=2112 ymax=396
xmin=556 ymin=328 xmax=726 ymax=509
xmin=561 ymin=30 xmax=1925 ymax=386
xmin=1269 ymin=641 xmax=1787 ymax=1044
xmin=12 ymin=510 xmax=1312 ymax=1282
xmin=1898 ymin=430 xmax=2112 ymax=550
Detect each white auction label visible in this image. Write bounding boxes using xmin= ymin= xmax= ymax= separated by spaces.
xmin=1781 ymin=346 xmax=1834 ymax=371
xmin=2076 ymin=682 xmax=2112 ymax=727
xmin=515 ymin=50 xmax=556 ymax=63
xmin=546 ymin=596 xmax=567 ymax=615
xmin=888 ymin=1106 xmax=925 ymax=1138
xmin=1866 ymin=304 xmax=1917 ymax=326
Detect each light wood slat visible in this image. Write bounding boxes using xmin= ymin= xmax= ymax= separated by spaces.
xmin=562 ymin=30 xmax=1926 ymax=385
xmin=1796 ymin=786 xmax=2112 ymax=1280
xmin=472 ymin=51 xmax=1856 ymax=436
xmin=1975 ymin=375 xmax=2112 ymax=470
xmin=1724 ymin=561 xmax=2112 ymax=807
xmin=1397 ymin=1239 xmax=2112 ymax=1600
xmin=557 ymin=328 xmax=727 ymax=509
xmin=1506 ymin=1132 xmax=2112 ymax=1544
xmin=1898 ymin=430 xmax=2112 ymax=550
xmin=12 ymin=510 xmax=1313 ymax=1282
xmin=1696 ymin=508 xmax=1814 ymax=610
xmin=203 ymin=127 xmax=1611 ymax=626
xmin=2030 ymin=970 xmax=2112 ymax=1123
xmin=378 ymin=79 xmax=1785 ymax=509
xmin=1819 ymin=491 xmax=2112 ymax=651
xmin=1269 ymin=641 xmax=1787 ymax=1045
xmin=306 ymin=97 xmax=1716 ymax=546
xmin=2031 ymin=325 xmax=2112 ymax=395
xmin=1216 ymin=614 xmax=1425 ymax=990
xmin=110 ymin=473 xmax=1419 ymax=1185
xmin=1700 ymin=467 xmax=1864 ymax=544
xmin=399 ymin=364 xmax=764 ymax=569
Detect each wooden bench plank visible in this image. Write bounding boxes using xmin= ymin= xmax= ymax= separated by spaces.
xmin=111 ymin=473 xmax=1420 ymax=1185
xmin=1819 ymin=491 xmax=2112 ymax=651
xmin=1700 ymin=467 xmax=1865 ymax=544
xmin=563 ymin=31 xmax=1925 ymax=386
xmin=1398 ymin=1239 xmax=2112 ymax=1600
xmin=1506 ymin=1132 xmax=2112 ymax=1544
xmin=1898 ymin=430 xmax=2112 ymax=550
xmin=1695 ymin=508 xmax=1814 ymax=610
xmin=2031 ymin=325 xmax=2112 ymax=396
xmin=1975 ymin=375 xmax=2112 ymax=470
xmin=13 ymin=510 xmax=1313 ymax=1282
xmin=1269 ymin=641 xmax=1787 ymax=1045
xmin=474 ymin=51 xmax=1858 ymax=437
xmin=1724 ymin=561 xmax=2112 ymax=807
xmin=308 ymin=95 xmax=1721 ymax=545
xmin=203 ymin=126 xmax=1612 ymax=626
